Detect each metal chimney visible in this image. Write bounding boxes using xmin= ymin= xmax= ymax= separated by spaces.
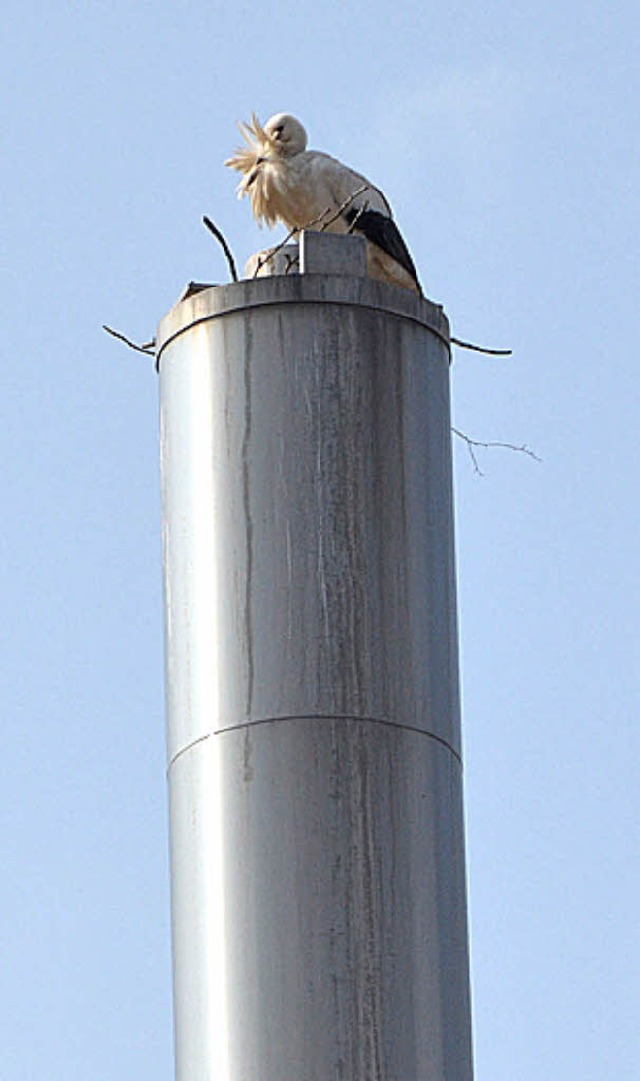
xmin=157 ymin=231 xmax=474 ymax=1081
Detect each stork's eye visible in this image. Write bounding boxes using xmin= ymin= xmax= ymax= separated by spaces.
xmin=273 ymin=125 xmax=284 ymax=139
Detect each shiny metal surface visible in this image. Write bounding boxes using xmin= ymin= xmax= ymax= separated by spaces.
xmin=159 ymin=234 xmax=473 ymax=1081
xmin=170 ymin=720 xmax=472 ymax=1081
xmin=159 ymin=263 xmax=459 ymax=764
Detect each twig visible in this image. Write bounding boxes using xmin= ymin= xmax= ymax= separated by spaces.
xmin=452 ymin=427 xmax=541 ymax=475
xmin=202 ymin=216 xmax=238 ymax=282
xmin=346 ymin=200 xmax=369 ymax=234
xmin=252 ymin=186 xmax=369 ymax=277
xmin=451 ymin=336 xmax=512 ymax=356
xmin=102 ymin=324 xmax=156 ymax=356
xmin=319 ymin=185 xmax=369 ymax=232
xmin=252 ymin=224 xmax=300 ymax=278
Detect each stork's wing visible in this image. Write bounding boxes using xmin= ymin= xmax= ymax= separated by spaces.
xmin=303 ymin=153 xmax=391 ymax=216
xmin=344 ymin=207 xmax=419 ymax=286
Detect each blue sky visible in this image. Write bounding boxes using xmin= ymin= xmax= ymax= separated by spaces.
xmin=2 ymin=3 xmax=638 ymax=1078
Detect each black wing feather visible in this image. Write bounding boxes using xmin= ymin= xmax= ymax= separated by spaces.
xmin=343 ymin=207 xmax=419 ymax=286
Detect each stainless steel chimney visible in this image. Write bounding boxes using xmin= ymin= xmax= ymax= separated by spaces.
xmin=157 ymin=232 xmax=473 ymax=1080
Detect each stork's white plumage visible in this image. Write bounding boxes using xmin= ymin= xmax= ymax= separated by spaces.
xmin=225 ymin=112 xmax=421 ymax=294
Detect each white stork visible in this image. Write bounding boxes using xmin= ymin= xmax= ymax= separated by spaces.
xmin=225 ymin=112 xmax=421 ymax=294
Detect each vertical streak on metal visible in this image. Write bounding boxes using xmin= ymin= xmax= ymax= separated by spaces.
xmin=241 ymin=323 xmax=254 ymax=717
xmin=158 ymin=234 xmax=474 ymax=1081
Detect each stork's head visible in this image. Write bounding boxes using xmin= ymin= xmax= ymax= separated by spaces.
xmin=264 ymin=113 xmax=308 ymax=157
xmin=225 ymin=112 xmax=308 ymax=190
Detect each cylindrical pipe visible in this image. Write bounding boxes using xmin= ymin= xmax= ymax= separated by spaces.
xmin=158 ymin=233 xmax=474 ymax=1081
